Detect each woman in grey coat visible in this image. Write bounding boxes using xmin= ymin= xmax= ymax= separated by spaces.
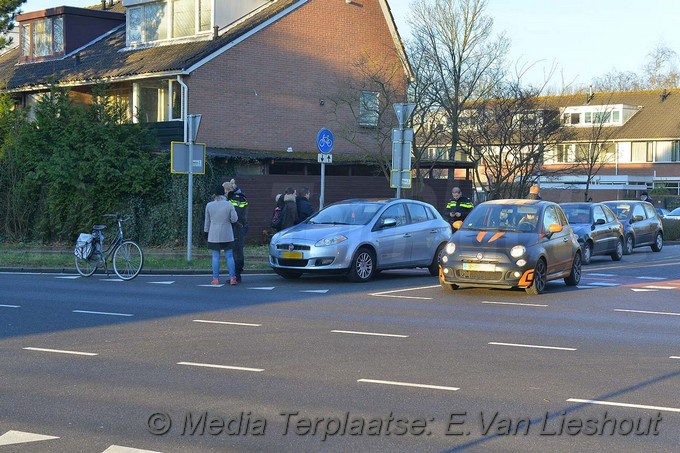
xmin=204 ymin=184 xmax=238 ymax=285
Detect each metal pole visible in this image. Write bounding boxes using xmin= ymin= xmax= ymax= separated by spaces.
xmin=186 ymin=119 xmax=194 ymax=261
xmin=320 ymin=162 xmax=326 ymax=209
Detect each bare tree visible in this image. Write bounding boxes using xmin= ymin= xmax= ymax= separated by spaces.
xmin=409 ymin=0 xmax=509 ymax=169
xmin=592 ymin=70 xmax=644 ymax=92
xmin=643 ymin=43 xmax=680 ymax=89
xmin=571 ymin=96 xmax=618 ymax=201
xmin=458 ymin=82 xmax=575 ymax=199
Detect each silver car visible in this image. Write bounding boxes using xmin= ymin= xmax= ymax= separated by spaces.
xmin=269 ymin=198 xmax=452 ymax=282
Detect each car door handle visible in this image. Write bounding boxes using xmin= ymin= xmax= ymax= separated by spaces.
xmin=563 ymin=238 xmax=568 ymax=242
xmin=403 ymin=233 xmax=412 ymax=238
xmin=430 ymin=229 xmax=439 ymax=234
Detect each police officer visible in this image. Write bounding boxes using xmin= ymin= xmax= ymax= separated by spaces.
xmin=223 ymin=179 xmax=249 ymax=283
xmin=444 ymin=187 xmax=474 ymax=230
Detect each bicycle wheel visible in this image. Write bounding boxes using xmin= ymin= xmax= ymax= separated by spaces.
xmin=75 ymin=255 xmax=98 ymax=277
xmin=112 ymin=241 xmax=144 ymax=280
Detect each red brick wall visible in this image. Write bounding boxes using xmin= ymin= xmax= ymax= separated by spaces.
xmin=187 ymin=0 xmax=406 ymax=155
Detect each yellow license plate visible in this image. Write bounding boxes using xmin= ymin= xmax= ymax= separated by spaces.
xmin=463 ymin=262 xmax=495 ymax=272
xmin=280 ymin=251 xmax=303 ymax=259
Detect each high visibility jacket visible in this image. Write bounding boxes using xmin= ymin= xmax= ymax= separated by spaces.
xmin=444 ymin=196 xmax=474 ymax=224
xmin=227 ymin=189 xmax=249 ymax=227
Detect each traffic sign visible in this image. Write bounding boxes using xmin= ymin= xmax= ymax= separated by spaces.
xmin=317 ymin=128 xmax=334 ymax=154
xmin=318 ymin=153 xmax=333 ymax=164
xmin=170 ymin=141 xmax=206 ymax=174
xmin=393 ymin=103 xmax=415 ymax=128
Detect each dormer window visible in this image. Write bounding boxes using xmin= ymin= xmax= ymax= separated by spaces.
xmin=20 ymin=16 xmax=64 ymax=60
xmin=127 ymin=0 xmax=212 ymax=46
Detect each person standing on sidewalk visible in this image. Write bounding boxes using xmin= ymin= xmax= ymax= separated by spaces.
xmin=296 ymin=187 xmax=314 ymax=223
xmin=204 ymin=184 xmax=238 ymax=286
xmin=224 ymin=179 xmax=249 ymax=283
xmin=444 ymin=187 xmax=474 ymax=230
xmin=280 ymin=187 xmax=299 ymax=230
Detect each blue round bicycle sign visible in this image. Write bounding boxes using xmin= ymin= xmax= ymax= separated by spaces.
xmin=317 ymin=128 xmax=334 ymax=154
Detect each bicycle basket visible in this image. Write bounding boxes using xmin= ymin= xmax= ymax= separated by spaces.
xmin=74 ymin=233 xmax=95 ymax=259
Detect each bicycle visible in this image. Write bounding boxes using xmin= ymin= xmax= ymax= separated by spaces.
xmin=75 ymin=213 xmax=144 ymax=280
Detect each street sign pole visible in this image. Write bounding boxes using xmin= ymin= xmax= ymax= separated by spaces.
xmin=186 ymin=114 xmax=201 ymax=261
xmin=317 ymin=128 xmax=334 ymax=209
xmin=393 ymin=103 xmax=415 ymax=198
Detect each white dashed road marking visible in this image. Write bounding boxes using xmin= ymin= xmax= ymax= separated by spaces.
xmin=370 ymin=285 xmax=439 ymax=300
xmin=567 ymin=398 xmax=680 ymax=413
xmin=0 ymin=304 xmax=20 ymax=308
xmin=23 ymin=347 xmax=98 ymax=356
xmin=193 ymin=320 xmax=261 ymax=327
xmin=358 ymin=379 xmax=459 ymax=391
xmin=177 ymin=362 xmax=263 ymax=372
xmin=489 ymin=342 xmax=577 ymax=351
xmin=482 ymin=301 xmax=548 ymax=307
xmin=331 ymin=330 xmax=408 ymax=338
xmin=615 ymin=309 xmax=680 ymax=317
xmin=0 ymin=430 xmax=59 ymax=446
xmin=73 ymin=310 xmax=133 ymax=317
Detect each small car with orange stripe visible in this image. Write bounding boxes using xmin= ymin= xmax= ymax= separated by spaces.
xmin=439 ymin=200 xmax=582 ymax=295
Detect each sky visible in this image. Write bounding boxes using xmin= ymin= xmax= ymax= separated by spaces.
xmin=19 ymin=0 xmax=680 ymax=90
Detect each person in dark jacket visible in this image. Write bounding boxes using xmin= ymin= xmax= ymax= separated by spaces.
xmin=280 ymin=187 xmax=298 ymax=230
xmin=640 ymin=191 xmax=654 ymax=204
xmin=296 ymin=187 xmax=314 ymax=223
xmin=224 ymin=179 xmax=248 ymax=283
xmin=444 ymin=187 xmax=474 ymax=230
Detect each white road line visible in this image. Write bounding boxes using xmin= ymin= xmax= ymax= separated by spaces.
xmin=103 ymin=446 xmax=163 ymax=453
xmin=488 ymin=342 xmax=577 ymax=351
xmin=636 ymin=276 xmax=666 ymax=280
xmin=586 ymin=273 xmax=616 ymax=277
xmin=631 ymin=289 xmax=658 ymax=292
xmin=615 ymin=309 xmax=680 ymax=317
xmin=670 ymin=356 xmax=680 ymax=360
xmin=589 ymin=282 xmax=619 ymax=286
xmin=23 ymin=347 xmax=98 ymax=356
xmin=369 ymin=285 xmax=437 ymax=300
xmin=249 ymin=287 xmax=275 ymax=290
xmin=198 ymin=284 xmax=224 ymax=287
xmin=301 ymin=289 xmax=329 ymax=293
xmin=331 ymin=330 xmax=408 ymax=338
xmin=193 ymin=320 xmax=261 ymax=327
xmin=482 ymin=301 xmax=547 ymax=307
xmin=0 ymin=430 xmax=59 ymax=446
xmin=577 ymin=285 xmax=597 ymax=289
xmin=642 ymin=285 xmax=677 ymax=290
xmin=177 ymin=362 xmax=263 ymax=372
xmin=0 ymin=304 xmax=20 ymax=308
xmin=358 ymin=379 xmax=459 ymax=391
xmin=148 ymin=281 xmax=175 ymax=285
xmin=102 ymin=279 xmax=124 ymax=282
xmin=54 ymin=275 xmax=80 ymax=279
xmin=73 ymin=310 xmax=133 ymax=317
xmin=567 ymin=398 xmax=680 ymax=413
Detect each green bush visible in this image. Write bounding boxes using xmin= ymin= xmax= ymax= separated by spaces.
xmin=662 ymin=218 xmax=680 ymax=241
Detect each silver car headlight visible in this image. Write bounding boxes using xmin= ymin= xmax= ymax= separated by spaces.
xmin=315 ymin=235 xmax=348 ymax=247
xmin=445 ymin=242 xmax=456 ymax=254
xmin=510 ymin=245 xmax=526 ymax=258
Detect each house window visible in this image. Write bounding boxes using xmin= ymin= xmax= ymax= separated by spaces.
xmin=612 ymin=110 xmax=620 ymax=122
xmin=359 ymin=91 xmax=379 ymax=128
xmin=593 ymin=111 xmax=611 ymax=124
xmin=584 ymin=112 xmax=592 ymax=123
xmin=20 ymin=17 xmax=64 ymax=59
xmin=631 ymin=142 xmax=652 ymax=162
xmin=127 ymin=0 xmax=211 ymax=46
xmin=133 ymin=79 xmax=183 ymax=122
xmin=562 ymin=112 xmax=580 ymax=125
xmin=656 ymin=141 xmax=672 ymax=162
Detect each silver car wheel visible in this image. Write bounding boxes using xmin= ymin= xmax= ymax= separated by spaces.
xmin=356 ymin=251 xmax=373 ymax=279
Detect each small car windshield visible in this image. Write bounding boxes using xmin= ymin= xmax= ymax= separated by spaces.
xmin=307 ymin=202 xmax=381 ymax=225
xmin=604 ymin=203 xmax=631 ymax=220
xmin=461 ymin=205 xmax=540 ymax=232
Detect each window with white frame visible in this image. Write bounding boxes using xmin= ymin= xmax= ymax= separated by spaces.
xmin=127 ymin=0 xmax=211 ymax=46
xmin=358 ymin=91 xmax=379 ymax=128
xmin=132 ymin=79 xmax=182 ymax=122
xmin=631 ymin=142 xmax=653 ymax=162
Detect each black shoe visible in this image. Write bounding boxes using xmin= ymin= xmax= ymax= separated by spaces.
xmin=236 ymin=275 xmax=242 ymax=283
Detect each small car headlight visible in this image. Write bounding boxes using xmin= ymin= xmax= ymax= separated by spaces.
xmin=445 ymin=242 xmax=456 ymax=254
xmin=315 ymin=235 xmax=348 ymax=247
xmin=510 ymin=245 xmax=526 ymax=258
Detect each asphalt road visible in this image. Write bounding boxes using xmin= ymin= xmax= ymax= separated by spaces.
xmin=1 ymin=246 xmax=679 ymax=453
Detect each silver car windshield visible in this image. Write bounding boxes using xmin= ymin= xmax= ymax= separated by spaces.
xmin=308 ymin=203 xmax=381 ymax=225
xmin=462 ymin=205 xmax=540 ymax=233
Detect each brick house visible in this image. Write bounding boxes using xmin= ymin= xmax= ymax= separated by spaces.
xmin=0 ymin=0 xmax=412 ymax=175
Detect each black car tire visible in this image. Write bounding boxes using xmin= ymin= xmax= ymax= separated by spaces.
xmin=440 ymin=281 xmax=459 ymax=292
xmin=564 ymin=252 xmax=582 ymax=286
xmin=623 ymin=235 xmax=634 ymax=255
xmin=582 ymin=242 xmax=592 ymax=265
xmin=274 ymin=269 xmax=303 ymax=279
xmin=611 ymin=238 xmax=623 ymax=261
xmin=525 ymin=258 xmax=547 ymax=295
xmin=651 ymin=232 xmax=663 ymax=252
xmin=347 ymin=247 xmax=376 ymax=282
xmin=428 ymin=243 xmax=446 ymax=276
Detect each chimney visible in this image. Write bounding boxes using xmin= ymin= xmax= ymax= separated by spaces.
xmin=101 ymin=0 xmax=106 ymax=9
xmin=213 ymin=25 xmax=219 ymax=40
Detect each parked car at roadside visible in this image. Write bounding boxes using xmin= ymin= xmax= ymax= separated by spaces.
xmin=560 ymin=202 xmax=624 ymax=264
xmin=601 ymin=200 xmax=664 ymax=254
xmin=439 ymin=200 xmax=581 ymax=295
xmin=656 ymin=207 xmax=670 ymax=218
xmin=269 ymin=198 xmax=452 ymax=282
xmin=664 ymin=207 xmax=680 ymax=219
